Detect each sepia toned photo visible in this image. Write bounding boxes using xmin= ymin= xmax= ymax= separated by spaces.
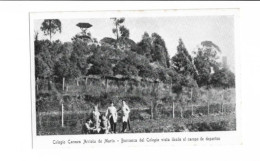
xmin=31 ymin=11 xmax=236 ymax=137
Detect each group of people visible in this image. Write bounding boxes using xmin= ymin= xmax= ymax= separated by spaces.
xmin=82 ymin=100 xmax=131 ymax=134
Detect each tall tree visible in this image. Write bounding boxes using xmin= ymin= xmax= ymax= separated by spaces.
xmin=137 ymin=32 xmax=153 ymax=61
xmin=70 ymin=38 xmax=92 ymax=76
xmin=210 ymin=68 xmax=235 ymax=89
xmin=193 ymin=41 xmax=221 ymax=87
xmin=87 ymin=48 xmax=114 ymax=77
xmin=171 ymin=38 xmax=197 ymax=76
xmin=110 ymin=17 xmax=125 ymax=41
xmin=40 ymin=19 xmax=62 ymax=41
xmin=151 ymin=33 xmax=170 ymax=68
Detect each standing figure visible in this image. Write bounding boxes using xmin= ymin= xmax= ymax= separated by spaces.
xmin=105 ymin=102 xmax=118 ymax=133
xmin=120 ymin=101 xmax=131 ymax=133
xmin=100 ymin=114 xmax=110 ymax=134
xmin=91 ymin=104 xmax=101 ymax=132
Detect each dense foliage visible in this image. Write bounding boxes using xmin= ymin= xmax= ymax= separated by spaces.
xmin=35 ymin=18 xmax=235 ymax=92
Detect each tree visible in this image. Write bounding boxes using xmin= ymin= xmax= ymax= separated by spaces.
xmin=70 ymin=38 xmax=93 ymax=76
xmin=171 ymin=38 xmax=197 ymax=76
xmin=119 ymin=25 xmax=129 ymax=39
xmin=151 ymin=33 xmax=170 ymax=68
xmin=210 ymin=68 xmax=235 ymax=88
xmin=113 ymin=52 xmax=139 ymax=77
xmin=111 ymin=17 xmax=125 ymax=41
xmin=87 ymin=48 xmax=114 ymax=77
xmin=35 ymin=40 xmax=54 ymax=79
xmin=137 ymin=32 xmax=153 ymax=61
xmin=75 ymin=23 xmax=93 ymax=42
xmin=40 ymin=19 xmax=62 ymax=41
xmin=193 ymin=41 xmax=222 ymax=87
xmin=110 ymin=17 xmax=132 ymax=50
xmin=76 ymin=23 xmax=92 ymax=35
xmin=54 ymin=55 xmax=71 ymax=81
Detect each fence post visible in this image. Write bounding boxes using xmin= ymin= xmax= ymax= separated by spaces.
xmin=150 ymin=101 xmax=154 ymax=119
xmin=105 ymin=78 xmax=108 ymax=93
xmin=39 ymin=113 xmax=42 ymax=128
xmin=221 ymin=90 xmax=224 ymax=114
xmin=124 ymin=80 xmax=128 ymax=93
xmin=172 ymin=102 xmax=175 ymax=119
xmin=207 ymin=90 xmax=210 ymax=115
xmin=61 ymin=103 xmax=64 ymax=127
xmin=76 ymin=78 xmax=79 ymax=86
xmin=36 ymin=77 xmax=39 ymax=93
xmin=180 ymin=106 xmax=183 ymax=118
xmin=85 ymin=77 xmax=88 ymax=85
xmin=63 ymin=77 xmax=65 ymax=91
xmin=191 ymin=89 xmax=194 ymax=116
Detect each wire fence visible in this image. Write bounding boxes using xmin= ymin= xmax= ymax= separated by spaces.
xmin=36 ymin=101 xmax=235 ymax=130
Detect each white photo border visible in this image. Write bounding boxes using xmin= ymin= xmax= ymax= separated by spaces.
xmin=30 ymin=9 xmax=241 ymax=149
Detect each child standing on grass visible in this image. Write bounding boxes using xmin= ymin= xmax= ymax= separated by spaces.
xmin=100 ymin=114 xmax=110 ymax=134
xmin=105 ymin=102 xmax=118 ymax=133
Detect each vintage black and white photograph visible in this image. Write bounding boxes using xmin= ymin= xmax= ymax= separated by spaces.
xmin=31 ymin=11 xmax=236 ymax=136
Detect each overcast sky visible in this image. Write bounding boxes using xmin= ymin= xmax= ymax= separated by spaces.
xmin=34 ymin=16 xmax=234 ymax=70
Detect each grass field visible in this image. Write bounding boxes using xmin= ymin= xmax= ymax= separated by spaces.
xmin=36 ymin=112 xmax=236 ymax=135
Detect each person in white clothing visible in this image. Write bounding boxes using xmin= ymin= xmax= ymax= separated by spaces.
xmin=91 ymin=104 xmax=101 ymax=133
xmin=105 ymin=102 xmax=118 ymax=133
xmin=119 ymin=101 xmax=131 ymax=132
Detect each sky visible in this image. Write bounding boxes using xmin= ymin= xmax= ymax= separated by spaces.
xmin=34 ymin=16 xmax=235 ymax=71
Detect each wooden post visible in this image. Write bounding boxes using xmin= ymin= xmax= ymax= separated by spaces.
xmin=61 ymin=103 xmax=64 ymax=127
xmin=180 ymin=106 xmax=183 ymax=118
xmin=76 ymin=78 xmax=79 ymax=86
xmin=36 ymin=77 xmax=39 ymax=93
xmin=39 ymin=113 xmax=42 ymax=128
xmin=105 ymin=78 xmax=108 ymax=93
xmin=221 ymin=90 xmax=224 ymax=114
xmin=62 ymin=77 xmax=65 ymax=91
xmin=85 ymin=77 xmax=88 ymax=85
xmin=172 ymin=102 xmax=175 ymax=118
xmin=207 ymin=101 xmax=210 ymax=115
xmin=124 ymin=80 xmax=128 ymax=93
xmin=207 ymin=90 xmax=210 ymax=115
xmin=191 ymin=89 xmax=194 ymax=116
xmin=151 ymin=101 xmax=154 ymax=119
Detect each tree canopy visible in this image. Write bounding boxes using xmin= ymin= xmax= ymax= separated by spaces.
xmin=35 ymin=17 xmax=235 ymax=91
xmin=40 ymin=19 xmax=62 ymax=41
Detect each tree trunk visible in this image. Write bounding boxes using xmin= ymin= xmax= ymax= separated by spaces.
xmin=49 ymin=20 xmax=52 ymax=41
xmin=116 ymin=23 xmax=119 ymax=41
